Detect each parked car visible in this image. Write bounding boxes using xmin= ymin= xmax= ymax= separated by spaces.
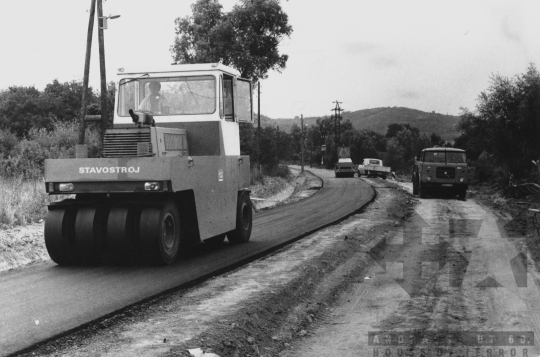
xmin=358 ymin=158 xmax=390 ymax=179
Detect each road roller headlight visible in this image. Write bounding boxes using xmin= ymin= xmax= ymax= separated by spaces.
xmin=459 ymin=177 xmax=464 ymax=183
xmin=144 ymin=182 xmax=161 ymax=191
xmin=58 ymin=183 xmax=74 ymax=192
xmin=426 ymin=176 xmax=432 ymax=182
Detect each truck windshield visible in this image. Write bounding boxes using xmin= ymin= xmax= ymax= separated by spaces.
xmin=117 ymin=75 xmax=216 ymax=117
xmin=369 ymin=160 xmax=381 ymax=165
xmin=424 ymin=151 xmax=466 ymax=163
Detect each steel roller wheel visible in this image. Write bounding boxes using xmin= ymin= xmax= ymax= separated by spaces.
xmin=227 ymin=192 xmax=253 ymax=244
xmin=74 ymin=206 xmax=107 ymax=264
xmin=107 ymin=206 xmax=140 ymax=259
xmin=44 ymin=207 xmax=79 ymax=265
xmin=139 ymin=200 xmax=180 ymax=265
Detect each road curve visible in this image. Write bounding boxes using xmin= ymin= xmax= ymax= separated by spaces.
xmin=0 ymin=168 xmax=373 ymax=356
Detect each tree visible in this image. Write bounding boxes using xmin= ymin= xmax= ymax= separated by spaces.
xmin=455 ymin=64 xmax=540 ymax=178
xmin=430 ymin=132 xmax=445 ymax=147
xmin=0 ymin=80 xmax=108 ymax=138
xmin=171 ymin=0 xmax=293 ymax=83
xmin=171 ymin=0 xmax=226 ymax=65
xmin=386 ymin=123 xmax=419 ymax=138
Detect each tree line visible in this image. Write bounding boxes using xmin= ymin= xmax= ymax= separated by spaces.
xmin=239 ymin=118 xmax=451 ymax=173
xmin=454 ymin=64 xmax=540 ymax=182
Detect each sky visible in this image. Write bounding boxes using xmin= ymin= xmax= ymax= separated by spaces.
xmin=0 ymin=0 xmax=539 ymax=119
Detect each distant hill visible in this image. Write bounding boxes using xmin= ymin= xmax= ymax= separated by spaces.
xmin=256 ymin=107 xmax=460 ymax=141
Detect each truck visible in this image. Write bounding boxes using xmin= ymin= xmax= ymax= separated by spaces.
xmin=44 ymin=63 xmax=254 ymax=265
xmin=412 ymin=147 xmax=468 ymax=199
xmin=334 ymin=146 xmax=356 ymax=178
xmin=357 ymin=158 xmax=390 ymax=179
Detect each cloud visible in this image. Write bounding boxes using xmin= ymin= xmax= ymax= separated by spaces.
xmin=343 ymin=41 xmax=378 ymax=55
xmin=372 ymin=55 xmax=398 ymax=68
xmin=397 ymin=90 xmax=421 ymax=100
xmin=501 ymin=14 xmax=522 ymax=44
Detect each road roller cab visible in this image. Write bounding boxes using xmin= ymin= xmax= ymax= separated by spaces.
xmin=44 ymin=63 xmax=254 ymax=266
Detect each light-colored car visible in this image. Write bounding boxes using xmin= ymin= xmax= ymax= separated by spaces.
xmin=358 ymin=158 xmax=390 ymax=179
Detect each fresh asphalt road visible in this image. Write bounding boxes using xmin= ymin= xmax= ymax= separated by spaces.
xmin=0 ymin=168 xmax=374 ymax=356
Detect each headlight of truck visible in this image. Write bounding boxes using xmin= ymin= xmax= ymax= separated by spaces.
xmin=426 ymin=176 xmax=432 ymax=182
xmin=144 ymin=182 xmax=161 ymax=191
xmin=459 ymin=177 xmax=464 ymax=183
xmin=58 ymin=183 xmax=74 ymax=192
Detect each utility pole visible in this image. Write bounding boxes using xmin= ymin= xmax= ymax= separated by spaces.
xmin=97 ymin=0 xmax=107 ymax=140
xmin=77 ymin=0 xmax=97 ymax=151
xmin=331 ymin=101 xmax=343 ymax=163
xmin=76 ymin=0 xmax=119 ymax=156
xmin=258 ymin=82 xmax=261 ymax=172
xmin=301 ymin=114 xmax=304 ymax=173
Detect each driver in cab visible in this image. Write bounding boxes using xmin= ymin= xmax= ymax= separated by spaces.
xmin=139 ymin=81 xmax=169 ymax=114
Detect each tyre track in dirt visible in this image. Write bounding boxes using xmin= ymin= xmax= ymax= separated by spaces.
xmin=282 ymin=180 xmax=540 ymax=356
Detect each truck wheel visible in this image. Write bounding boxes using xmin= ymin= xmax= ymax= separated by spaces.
xmin=381 ymin=175 xmax=387 ymax=180
xmin=228 ymin=192 xmax=253 ymax=244
xmin=419 ymin=184 xmax=427 ymax=198
xmin=458 ymin=189 xmax=467 ymax=200
xmin=74 ymin=207 xmax=107 ymax=264
xmin=412 ymin=175 xmax=419 ymax=195
xmin=139 ymin=200 xmax=180 ymax=265
xmin=45 ymin=207 xmax=79 ymax=265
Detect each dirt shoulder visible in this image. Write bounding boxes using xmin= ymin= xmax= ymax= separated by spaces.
xmin=469 ymin=184 xmax=540 ymax=269
xmin=16 ymin=174 xmax=412 ymax=357
xmin=281 ymin=178 xmax=540 ymax=357
xmin=250 ymin=167 xmax=322 ymax=211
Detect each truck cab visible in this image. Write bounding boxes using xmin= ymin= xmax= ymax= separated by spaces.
xmin=412 ymin=147 xmax=468 ymax=199
xmin=44 ymin=63 xmax=254 ymax=265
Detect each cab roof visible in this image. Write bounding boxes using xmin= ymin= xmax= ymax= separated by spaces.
xmin=422 ymin=147 xmax=465 ymax=152
xmin=116 ymin=63 xmax=240 ymax=77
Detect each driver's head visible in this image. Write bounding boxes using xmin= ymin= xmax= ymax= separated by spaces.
xmin=149 ymin=81 xmax=161 ymax=94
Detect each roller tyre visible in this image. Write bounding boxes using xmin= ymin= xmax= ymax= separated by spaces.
xmin=107 ymin=206 xmax=140 ymax=259
xmin=74 ymin=207 xmax=107 ymax=264
xmin=44 ymin=207 xmax=79 ymax=265
xmin=139 ymin=201 xmax=180 ymax=265
xmin=227 ymin=192 xmax=253 ymax=244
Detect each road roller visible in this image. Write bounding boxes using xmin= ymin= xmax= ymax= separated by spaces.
xmin=44 ymin=63 xmax=254 ymax=265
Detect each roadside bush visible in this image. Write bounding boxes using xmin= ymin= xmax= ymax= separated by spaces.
xmin=265 ymin=164 xmax=290 ymax=179
xmin=0 ymin=129 xmax=17 ymax=158
xmin=0 ymin=175 xmax=49 ymax=226
xmin=250 ymin=165 xmax=264 ymax=185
